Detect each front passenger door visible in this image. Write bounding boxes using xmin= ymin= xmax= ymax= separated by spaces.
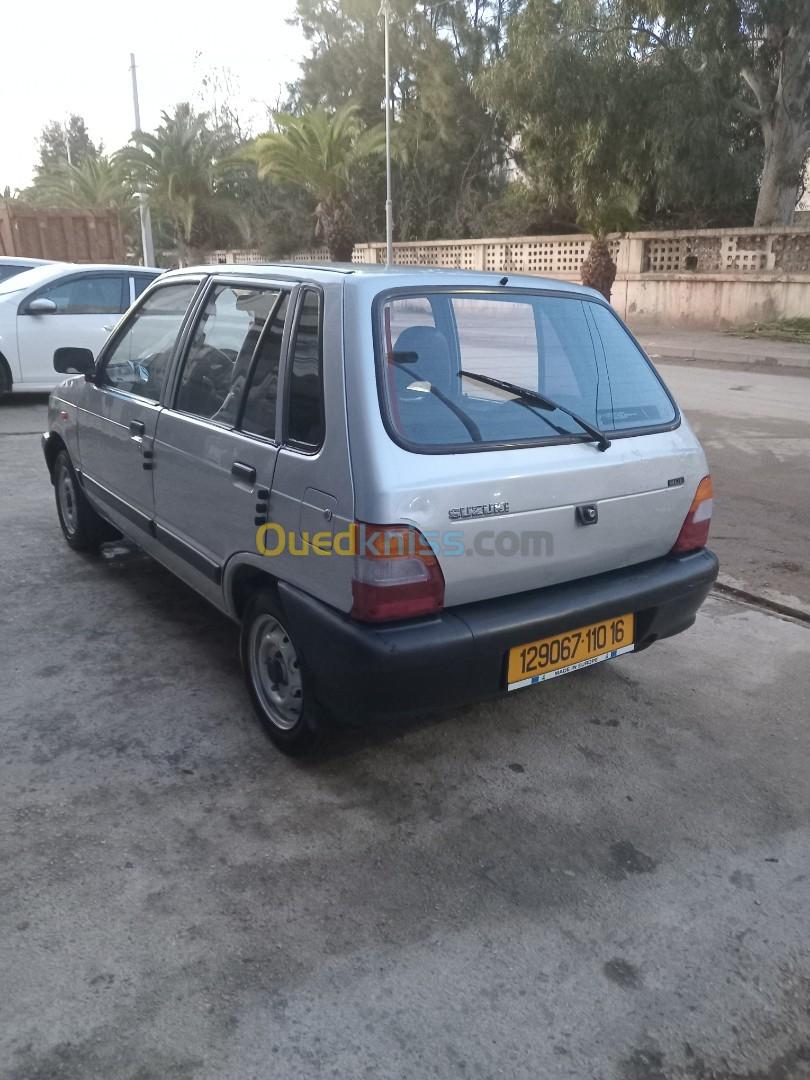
xmin=18 ymin=271 xmax=128 ymax=384
xmin=79 ymin=280 xmax=200 ymax=536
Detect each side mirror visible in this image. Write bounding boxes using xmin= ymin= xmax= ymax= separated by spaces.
xmin=26 ymin=297 xmax=58 ymax=315
xmin=54 ymin=347 xmax=96 ymax=380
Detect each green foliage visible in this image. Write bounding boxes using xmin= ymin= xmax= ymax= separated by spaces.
xmin=292 ymin=0 xmax=510 ymax=241
xmin=29 ymin=157 xmax=132 ymax=214
xmin=251 ymin=104 xmax=387 ymax=259
xmin=577 ymin=190 xmax=640 ymax=239
xmin=484 ymin=0 xmax=762 ymax=228
xmin=12 ymin=0 xmax=807 ymax=258
xmin=253 ymin=105 xmax=386 ymax=204
xmin=37 ymin=115 xmax=99 ymax=173
xmin=116 ymin=104 xmax=246 ymax=263
xmin=730 ymin=317 xmax=810 ymax=345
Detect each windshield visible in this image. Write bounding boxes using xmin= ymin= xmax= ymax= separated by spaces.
xmin=378 ymin=290 xmax=677 ymax=451
xmin=0 ymin=263 xmax=68 ymax=297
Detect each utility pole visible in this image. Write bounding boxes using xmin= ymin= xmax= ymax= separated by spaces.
xmin=380 ymin=0 xmax=394 ymax=267
xmin=129 ymin=52 xmax=156 ymax=267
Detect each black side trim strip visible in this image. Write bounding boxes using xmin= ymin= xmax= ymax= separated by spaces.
xmin=83 ymin=475 xmax=152 ymax=533
xmin=154 ymin=524 xmax=222 ymax=585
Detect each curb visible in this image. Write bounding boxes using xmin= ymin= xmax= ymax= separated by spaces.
xmin=639 ymin=342 xmax=810 ymax=371
xmin=713 ymin=572 xmax=810 ymax=623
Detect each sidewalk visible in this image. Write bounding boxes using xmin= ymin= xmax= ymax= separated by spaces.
xmin=632 ymin=327 xmax=810 ymax=371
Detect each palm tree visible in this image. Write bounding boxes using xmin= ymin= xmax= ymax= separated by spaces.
xmin=252 ymin=105 xmax=386 ymax=262
xmin=30 ymin=157 xmax=133 ymax=214
xmin=578 ymin=192 xmax=639 ymax=303
xmin=116 ymin=104 xmax=244 ymax=265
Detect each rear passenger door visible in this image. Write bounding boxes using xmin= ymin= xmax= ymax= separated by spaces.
xmin=152 ymin=279 xmax=292 ymax=588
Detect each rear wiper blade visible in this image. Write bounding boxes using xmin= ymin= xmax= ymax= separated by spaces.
xmin=459 ymin=369 xmax=612 ymax=452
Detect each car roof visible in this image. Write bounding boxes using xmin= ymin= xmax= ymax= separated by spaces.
xmin=0 ymin=256 xmax=53 ymax=266
xmin=0 ymin=262 xmax=161 ymax=297
xmin=162 ymin=261 xmax=598 ymax=298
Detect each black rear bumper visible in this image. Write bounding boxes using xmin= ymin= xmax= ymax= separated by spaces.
xmin=277 ymin=549 xmax=719 ymax=720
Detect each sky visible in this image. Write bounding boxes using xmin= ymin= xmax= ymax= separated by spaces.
xmin=0 ymin=0 xmax=307 ymax=191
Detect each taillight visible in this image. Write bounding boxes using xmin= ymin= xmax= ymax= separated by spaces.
xmin=671 ymin=475 xmax=713 ymax=554
xmin=351 ymin=523 xmax=445 ymax=622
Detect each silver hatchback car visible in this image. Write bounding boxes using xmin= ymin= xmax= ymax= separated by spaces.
xmin=43 ymin=263 xmax=718 ymax=754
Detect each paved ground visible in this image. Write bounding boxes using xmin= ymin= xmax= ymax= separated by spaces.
xmin=2 ymin=383 xmax=810 ymax=1080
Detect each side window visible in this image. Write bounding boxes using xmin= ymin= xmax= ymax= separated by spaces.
xmin=286 ymin=290 xmax=324 ymax=450
xmin=240 ymin=293 xmax=290 ymax=440
xmin=133 ymin=274 xmax=157 ymax=300
xmin=175 ymin=285 xmax=283 ymax=423
xmin=100 ymin=281 xmax=199 ymax=401
xmin=588 ymin=303 xmax=676 ymax=430
xmin=36 ymin=274 xmax=126 ymax=314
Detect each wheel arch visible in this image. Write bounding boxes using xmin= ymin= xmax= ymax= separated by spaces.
xmin=44 ymin=431 xmax=68 ymax=483
xmin=226 ymin=559 xmax=280 ymax=622
xmin=0 ymin=351 xmax=12 ymax=395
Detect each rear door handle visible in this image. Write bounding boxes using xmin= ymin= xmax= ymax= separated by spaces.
xmin=231 ymin=461 xmax=256 ymax=485
xmin=129 ymin=420 xmax=145 ymax=437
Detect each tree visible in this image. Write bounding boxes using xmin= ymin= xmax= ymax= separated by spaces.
xmin=37 ymin=115 xmax=98 ymax=173
xmin=578 ymin=191 xmax=639 ymax=301
xmin=251 ymin=104 xmax=386 ymax=261
xmin=615 ymin=1 xmax=810 ymax=226
xmin=292 ymin=0 xmax=509 ymax=241
xmin=485 ymin=0 xmax=762 ymax=230
xmin=30 ymin=157 xmax=132 ymax=214
xmin=117 ymin=104 xmax=245 ymax=265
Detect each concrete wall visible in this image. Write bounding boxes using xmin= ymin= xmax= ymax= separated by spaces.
xmin=292 ymin=228 xmax=810 ymax=328
xmin=613 ymin=274 xmax=810 ymax=329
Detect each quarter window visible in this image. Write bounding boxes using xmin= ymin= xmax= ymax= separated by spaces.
xmin=175 ymin=285 xmax=284 ymax=423
xmin=133 ymin=274 xmax=158 ymax=300
xmin=34 ymin=274 xmax=126 ymax=314
xmin=286 ymin=290 xmax=324 ymax=450
xmin=100 ymin=282 xmax=198 ymax=400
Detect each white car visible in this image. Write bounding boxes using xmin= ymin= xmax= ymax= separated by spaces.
xmin=0 ymin=256 xmax=53 ymax=283
xmin=0 ymin=262 xmax=161 ymax=395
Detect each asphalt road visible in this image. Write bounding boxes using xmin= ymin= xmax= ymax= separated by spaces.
xmin=2 ymin=377 xmax=809 ymax=1080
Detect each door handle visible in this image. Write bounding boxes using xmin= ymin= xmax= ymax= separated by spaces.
xmin=231 ymin=461 xmax=256 ymax=485
xmin=129 ymin=420 xmax=145 ymax=437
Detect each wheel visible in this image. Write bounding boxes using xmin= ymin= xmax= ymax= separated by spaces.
xmin=240 ymin=589 xmax=325 ymax=756
xmin=53 ymin=449 xmax=115 ymax=551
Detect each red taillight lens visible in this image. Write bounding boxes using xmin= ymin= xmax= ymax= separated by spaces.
xmin=671 ymin=475 xmax=713 ymax=554
xmin=351 ymin=523 xmax=445 ymax=622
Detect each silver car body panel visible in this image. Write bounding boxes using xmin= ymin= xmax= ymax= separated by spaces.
xmin=47 ymin=262 xmax=708 ymax=619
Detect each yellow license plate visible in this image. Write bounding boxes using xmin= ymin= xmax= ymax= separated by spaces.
xmin=507 ymin=614 xmax=634 ymax=690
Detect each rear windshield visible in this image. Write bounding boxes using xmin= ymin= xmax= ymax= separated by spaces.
xmin=377 ymin=290 xmax=677 ymax=451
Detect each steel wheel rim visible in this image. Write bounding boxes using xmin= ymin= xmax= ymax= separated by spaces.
xmin=248 ymin=614 xmax=304 ymax=731
xmin=57 ymin=463 xmax=78 ymax=536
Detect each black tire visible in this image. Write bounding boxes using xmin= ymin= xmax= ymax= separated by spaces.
xmin=53 ymin=449 xmax=115 ymax=551
xmin=240 ymin=588 xmax=325 ymax=756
